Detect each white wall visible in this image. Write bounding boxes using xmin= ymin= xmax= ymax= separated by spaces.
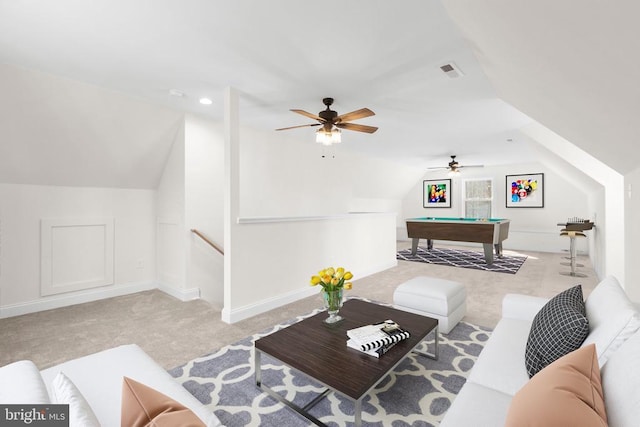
xmin=238 ymin=127 xmax=423 ymax=218
xmin=588 ymin=187 xmax=606 ymax=280
xmin=401 ymin=162 xmax=592 ymax=254
xmin=221 ymin=91 xmax=422 ymax=322
xmin=521 ymin=123 xmax=624 ymax=284
xmin=224 ymin=213 xmax=397 ymax=323
xmin=156 ymin=120 xmax=193 ymax=299
xmin=625 ymin=168 xmax=640 ymax=302
xmin=0 ymin=184 xmax=156 ymax=318
xmin=524 ymin=139 xmax=605 ymax=275
xmin=184 ymin=114 xmax=225 ymax=308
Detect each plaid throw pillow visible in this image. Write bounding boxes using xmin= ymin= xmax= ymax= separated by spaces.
xmin=525 ymin=285 xmax=589 ymax=378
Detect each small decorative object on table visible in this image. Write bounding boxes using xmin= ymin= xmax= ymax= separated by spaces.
xmin=347 ymin=320 xmax=411 ymax=356
xmin=310 ymin=266 xmax=353 ymax=324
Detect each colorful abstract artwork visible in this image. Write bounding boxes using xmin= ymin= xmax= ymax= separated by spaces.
xmin=506 ymin=173 xmax=544 ymax=208
xmin=423 ymin=179 xmax=451 ymax=208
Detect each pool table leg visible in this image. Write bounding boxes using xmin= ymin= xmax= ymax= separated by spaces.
xmin=427 ymin=239 xmax=433 ymax=250
xmin=411 ymin=238 xmax=419 ymax=255
xmin=482 ymin=243 xmax=495 ymax=265
xmin=495 ymin=243 xmax=503 ymax=258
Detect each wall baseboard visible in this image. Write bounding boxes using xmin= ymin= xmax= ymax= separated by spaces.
xmin=157 ymin=282 xmax=201 ymax=301
xmin=221 ymin=259 xmax=398 ymax=324
xmin=0 ymin=281 xmax=156 ymax=319
xmin=221 ymin=286 xmax=318 ymax=324
xmin=0 ymin=258 xmax=395 ymax=322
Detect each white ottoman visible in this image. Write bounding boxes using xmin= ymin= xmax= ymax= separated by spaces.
xmin=393 ymin=276 xmax=466 ymax=334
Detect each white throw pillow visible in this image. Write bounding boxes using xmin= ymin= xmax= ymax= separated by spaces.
xmin=51 ymin=372 xmax=100 ymax=427
xmin=582 ymin=275 xmax=640 ymax=365
xmin=601 ymin=330 xmax=640 ymax=427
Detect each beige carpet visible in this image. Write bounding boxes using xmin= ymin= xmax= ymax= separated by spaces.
xmin=0 ymin=243 xmax=599 ymax=370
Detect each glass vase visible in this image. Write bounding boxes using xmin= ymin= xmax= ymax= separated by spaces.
xmin=322 ymin=289 xmax=344 ymax=324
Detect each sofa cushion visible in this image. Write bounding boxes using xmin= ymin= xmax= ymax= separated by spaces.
xmin=501 ymin=293 xmax=549 ymax=322
xmin=51 ymin=372 xmax=100 ymax=427
xmin=505 ymin=344 xmax=607 ymax=427
xmin=466 ymin=317 xmax=532 ymax=396
xmin=525 ymin=285 xmax=589 ymax=377
xmin=122 ymin=377 xmax=205 ymax=427
xmin=439 ymin=381 xmax=513 ymax=427
xmin=601 ymin=329 xmax=640 ymax=427
xmin=582 ymin=275 xmax=640 ymax=366
xmin=0 ymin=360 xmax=50 ymax=404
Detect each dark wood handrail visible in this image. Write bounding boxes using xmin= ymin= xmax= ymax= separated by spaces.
xmin=191 ymin=229 xmax=224 ymax=255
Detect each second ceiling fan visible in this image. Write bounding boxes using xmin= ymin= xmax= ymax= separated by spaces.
xmin=428 ymin=155 xmax=484 ymax=175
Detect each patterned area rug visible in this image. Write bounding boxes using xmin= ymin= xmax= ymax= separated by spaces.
xmin=397 ymin=246 xmax=527 ymax=274
xmin=169 ymin=303 xmax=491 ymax=427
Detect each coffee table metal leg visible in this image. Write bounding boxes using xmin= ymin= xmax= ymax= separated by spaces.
xmin=302 ymin=389 xmax=331 ymax=412
xmin=254 ymin=348 xmax=262 ymax=386
xmin=355 ymin=399 xmax=362 ymax=426
xmin=433 ymin=326 xmax=439 ymax=359
xmin=254 ymin=347 xmax=330 ymax=426
xmin=258 ymin=383 xmax=327 ymax=426
xmin=413 ymin=325 xmax=439 ymax=360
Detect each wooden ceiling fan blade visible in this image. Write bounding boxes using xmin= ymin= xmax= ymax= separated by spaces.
xmin=335 ymin=122 xmax=378 ymax=133
xmin=275 ymin=123 xmax=322 ymax=131
xmin=336 ymin=108 xmax=375 ymax=123
xmin=427 ymin=166 xmax=448 ymax=170
xmin=458 ymin=165 xmax=484 ymax=169
xmin=291 ymin=109 xmax=323 ymax=122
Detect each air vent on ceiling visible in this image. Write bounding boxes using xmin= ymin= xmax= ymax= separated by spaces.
xmin=440 ymin=62 xmax=464 ymax=79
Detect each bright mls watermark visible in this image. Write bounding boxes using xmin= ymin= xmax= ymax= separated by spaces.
xmin=0 ymin=405 xmax=68 ymax=426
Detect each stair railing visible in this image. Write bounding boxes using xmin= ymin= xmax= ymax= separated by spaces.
xmin=191 ymin=229 xmax=224 ymax=255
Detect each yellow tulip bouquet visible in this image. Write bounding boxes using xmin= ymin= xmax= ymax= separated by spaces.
xmin=311 ymin=267 xmax=353 ymax=323
xmin=310 ymin=267 xmax=353 ymax=292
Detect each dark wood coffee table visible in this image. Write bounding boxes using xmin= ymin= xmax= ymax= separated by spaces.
xmin=254 ymin=299 xmax=438 ymax=426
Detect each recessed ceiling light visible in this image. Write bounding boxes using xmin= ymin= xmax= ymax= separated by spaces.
xmin=169 ymin=89 xmax=185 ymax=97
xmin=199 ymin=97 xmax=212 ymax=105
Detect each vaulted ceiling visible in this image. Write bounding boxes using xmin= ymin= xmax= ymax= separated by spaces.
xmin=0 ymin=0 xmax=535 ymax=185
xmin=0 ymin=0 xmax=636 ymax=189
xmin=443 ymin=0 xmax=640 ymax=175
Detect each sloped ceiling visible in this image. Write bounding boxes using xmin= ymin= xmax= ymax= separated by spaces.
xmin=3 ymin=1 xmax=634 ymax=187
xmin=442 ymin=0 xmax=640 ymax=175
xmin=0 ymin=0 xmax=535 ymax=186
xmin=0 ymin=64 xmax=184 ymax=188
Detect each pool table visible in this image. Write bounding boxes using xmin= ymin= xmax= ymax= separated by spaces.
xmin=405 ymin=217 xmax=511 ymax=265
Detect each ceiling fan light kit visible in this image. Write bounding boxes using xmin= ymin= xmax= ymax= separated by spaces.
xmin=316 ymin=127 xmax=341 ymax=145
xmin=276 ymin=97 xmax=377 ymax=146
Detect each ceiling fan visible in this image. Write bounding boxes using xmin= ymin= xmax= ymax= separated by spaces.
xmin=275 ymin=97 xmax=378 ymax=145
xmin=427 ymin=155 xmax=484 ymax=175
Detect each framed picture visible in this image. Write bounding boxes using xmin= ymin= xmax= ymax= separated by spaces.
xmin=506 ymin=173 xmax=544 ymax=208
xmin=423 ymin=179 xmax=451 ymax=208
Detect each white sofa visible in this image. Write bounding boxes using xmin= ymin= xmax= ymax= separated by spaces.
xmin=441 ymin=276 xmax=640 ymax=426
xmin=0 ymin=344 xmax=221 ymax=427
